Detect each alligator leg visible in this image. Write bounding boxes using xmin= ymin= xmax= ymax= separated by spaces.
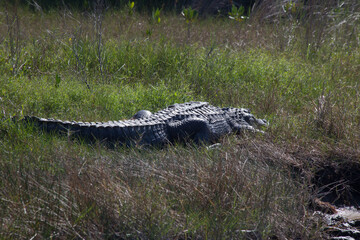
xmin=167 ymin=118 xmax=213 ymax=144
xmin=139 ymin=123 xmax=169 ymax=147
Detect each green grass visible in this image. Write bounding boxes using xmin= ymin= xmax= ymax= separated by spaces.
xmin=0 ymin=2 xmax=359 ymax=239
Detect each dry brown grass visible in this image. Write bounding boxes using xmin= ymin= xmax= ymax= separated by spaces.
xmin=0 ymin=133 xmax=327 ymax=239
xmin=6 ymin=3 xmax=352 ymax=52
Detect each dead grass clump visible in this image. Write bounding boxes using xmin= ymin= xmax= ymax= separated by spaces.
xmin=0 ymin=134 xmax=325 ymax=239
xmin=71 ymin=137 xmax=322 ymax=239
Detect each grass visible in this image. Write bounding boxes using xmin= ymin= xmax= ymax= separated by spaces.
xmin=0 ymin=1 xmax=359 ymax=239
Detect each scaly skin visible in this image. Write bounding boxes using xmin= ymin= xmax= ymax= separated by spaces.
xmin=22 ymin=101 xmax=267 ymax=146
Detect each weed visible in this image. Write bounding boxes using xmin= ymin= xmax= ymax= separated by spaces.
xmin=181 ymin=7 xmax=198 ymax=43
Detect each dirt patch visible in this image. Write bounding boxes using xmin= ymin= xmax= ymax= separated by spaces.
xmin=313 ymin=155 xmax=360 ymax=207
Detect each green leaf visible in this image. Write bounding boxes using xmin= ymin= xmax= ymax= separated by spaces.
xmin=182 ymin=7 xmax=198 ymax=23
xmin=55 ymin=74 xmax=61 ymax=88
xmin=128 ymin=1 xmax=134 ymax=9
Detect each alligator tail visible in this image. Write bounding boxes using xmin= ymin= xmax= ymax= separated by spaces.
xmin=22 ymin=116 xmax=80 ymax=136
xmin=21 ymin=116 xmax=168 ymax=146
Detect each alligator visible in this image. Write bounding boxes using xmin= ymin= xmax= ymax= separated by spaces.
xmin=22 ymin=101 xmax=267 ymax=147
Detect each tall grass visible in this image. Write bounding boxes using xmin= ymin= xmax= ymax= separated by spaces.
xmin=0 ymin=1 xmax=359 ymax=238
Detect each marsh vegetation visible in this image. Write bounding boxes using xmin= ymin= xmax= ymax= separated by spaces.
xmin=0 ymin=0 xmax=359 ymax=239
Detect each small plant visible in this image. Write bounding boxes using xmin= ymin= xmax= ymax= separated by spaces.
xmin=55 ymin=74 xmax=61 ymax=88
xmin=151 ymin=8 xmax=161 ymax=24
xmin=182 ymin=6 xmax=198 ymax=24
xmin=146 ymin=8 xmax=161 ymax=37
xmin=283 ymin=1 xmax=297 ymax=15
xmin=181 ymin=7 xmax=198 ymax=43
xmin=228 ymin=5 xmax=247 ymax=22
xmin=125 ymin=1 xmax=136 ymax=38
xmin=127 ymin=1 xmax=135 ymax=16
xmin=282 ymin=0 xmax=304 ymax=20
